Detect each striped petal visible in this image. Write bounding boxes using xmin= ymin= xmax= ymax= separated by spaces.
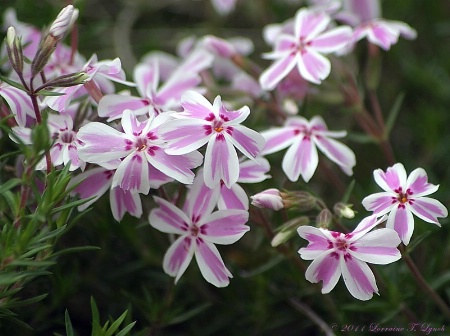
xmin=159 ymin=118 xmax=210 ymax=155
xmin=386 ymin=206 xmax=414 ymax=245
xmin=147 ymin=147 xmax=202 ymax=185
xmin=218 ymin=183 xmax=249 ymax=210
xmin=163 ymin=236 xmax=195 ymax=284
xmin=259 ymin=53 xmax=298 ymax=91
xmin=314 ymin=135 xmax=355 ymax=175
xmin=362 ymin=192 xmax=395 ymax=216
xmin=350 ymin=228 xmax=401 ymax=265
xmin=180 ymin=90 xmax=214 ymax=119
xmin=110 ymin=187 xmax=143 ymax=221
xmin=304 ymin=250 xmax=341 ymax=294
xmin=77 ymin=122 xmax=130 ymax=163
xmin=112 ymin=152 xmax=150 ymax=194
xmin=195 ymin=240 xmax=232 ymax=288
xmin=297 ymin=49 xmax=331 ymax=84
xmin=340 ymin=255 xmax=378 ymax=301
xmin=149 ymin=196 xmax=191 ymax=234
xmin=282 ymin=136 xmax=318 ymax=182
xmin=408 ymin=197 xmax=448 ymax=225
xmin=406 ymin=168 xmax=439 ymax=197
xmin=373 ymin=163 xmax=407 ymax=192
xmin=201 ymin=209 xmax=249 ymax=244
xmin=261 ymin=127 xmax=297 ymax=155
xmin=298 ymin=226 xmax=330 ymax=260
xmin=225 ymin=125 xmax=265 ymax=160
xmin=204 ymin=134 xmax=239 ymax=188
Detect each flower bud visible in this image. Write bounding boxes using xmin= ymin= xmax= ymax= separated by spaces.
xmin=334 ymin=203 xmax=355 ymax=219
xmin=316 ymin=209 xmax=332 ymax=228
xmin=202 ymin=35 xmax=236 ymax=58
xmin=5 ymin=26 xmax=24 ymax=75
xmin=283 ymin=99 xmax=299 ymax=115
xmin=271 ymin=216 xmax=309 ymax=247
xmin=49 ymin=5 xmax=78 ymax=41
xmin=31 ymin=5 xmax=78 ymax=77
xmin=251 ymin=188 xmax=284 ymax=211
xmin=281 ymin=191 xmax=317 ymax=211
xmin=38 ymin=72 xmax=89 ymax=90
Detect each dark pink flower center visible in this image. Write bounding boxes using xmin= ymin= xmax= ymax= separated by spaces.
xmin=392 ymin=186 xmax=414 ymax=208
xmin=60 ymin=130 xmax=75 ymax=143
xmin=327 ymin=232 xmax=356 ymax=260
xmin=135 ymin=138 xmax=147 ymax=151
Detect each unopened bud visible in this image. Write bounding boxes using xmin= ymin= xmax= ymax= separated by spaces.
xmin=202 ymin=35 xmax=236 ymax=58
xmin=280 ymin=191 xmax=317 ymax=211
xmin=49 ymin=5 xmax=78 ymax=41
xmin=5 ymin=26 xmax=24 ymax=75
xmin=31 ymin=6 xmax=78 ymax=77
xmin=251 ymin=188 xmax=283 ymax=211
xmin=283 ymin=99 xmax=298 ymax=115
xmin=316 ymin=209 xmax=332 ymax=228
xmin=334 ymin=203 xmax=355 ymax=219
xmin=39 ymin=72 xmax=89 ymax=91
xmin=271 ymin=216 xmax=309 ymax=247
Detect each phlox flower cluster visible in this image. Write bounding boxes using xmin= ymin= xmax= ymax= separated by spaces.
xmin=1 ymin=0 xmax=447 ymax=304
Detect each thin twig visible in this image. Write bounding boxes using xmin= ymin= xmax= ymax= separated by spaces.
xmin=288 ymin=298 xmax=335 ymax=336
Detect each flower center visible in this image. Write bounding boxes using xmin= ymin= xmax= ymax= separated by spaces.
xmin=334 ymin=238 xmax=349 ymax=251
xmin=60 ymin=130 xmax=75 ymax=143
xmin=213 ymin=120 xmax=224 ymax=133
xmin=135 ymin=138 xmax=147 ymax=151
xmin=190 ymin=224 xmax=199 ymax=237
xmin=392 ymin=187 xmax=413 ymax=207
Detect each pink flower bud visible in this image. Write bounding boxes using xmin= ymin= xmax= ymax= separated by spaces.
xmin=49 ymin=5 xmax=78 ymax=40
xmin=202 ymin=35 xmax=236 ymax=58
xmin=251 ymin=188 xmax=284 ymax=211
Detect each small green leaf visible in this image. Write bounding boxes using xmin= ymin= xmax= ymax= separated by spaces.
xmin=37 ymin=90 xmax=66 ymax=97
xmin=105 ymin=310 xmax=128 ymax=336
xmin=347 ymin=132 xmax=377 ymax=144
xmin=385 ymin=92 xmax=405 ymax=136
xmin=168 ymin=303 xmax=211 ymax=326
xmin=0 ymin=178 xmax=21 ymax=194
xmin=52 ymin=246 xmax=100 ymax=258
xmin=341 ymin=180 xmax=355 ymax=204
xmin=0 ymin=74 xmax=27 ymax=91
xmin=50 ymin=198 xmax=94 ymax=215
xmin=91 ymin=297 xmax=101 ymax=336
xmin=115 ymin=322 xmax=136 ymax=336
xmin=404 ymin=231 xmax=431 ymax=254
xmin=65 ymin=309 xmax=75 ymax=336
xmin=430 ymin=270 xmax=450 ymax=290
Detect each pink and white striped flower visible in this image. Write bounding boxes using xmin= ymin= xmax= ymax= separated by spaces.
xmin=98 ymin=49 xmax=212 ymax=121
xmin=36 ymin=113 xmax=84 ymax=171
xmin=261 ymin=115 xmax=355 ymax=182
xmin=336 ymin=0 xmax=417 ymax=51
xmin=298 ymin=215 xmax=401 ymax=300
xmin=149 ymin=176 xmax=249 ymax=287
xmin=70 ymin=167 xmax=143 ymax=221
xmin=362 ymin=163 xmax=448 ymax=245
xmin=44 ymin=54 xmax=133 ymax=113
xmin=77 ymin=110 xmax=202 ymax=194
xmin=219 ymin=157 xmax=271 ymax=210
xmin=259 ymin=8 xmax=352 ymax=89
xmin=159 ymin=91 xmax=265 ymax=188
xmin=0 ymin=82 xmax=34 ymax=127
